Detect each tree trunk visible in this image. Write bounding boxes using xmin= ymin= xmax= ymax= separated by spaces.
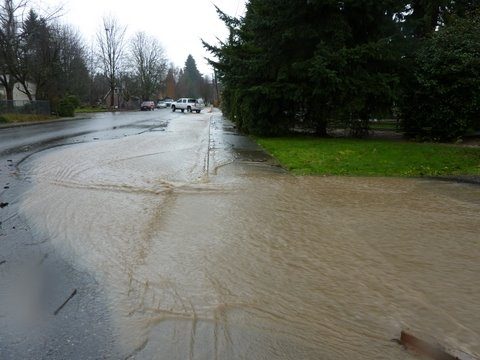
xmin=110 ymin=78 xmax=115 ymax=108
xmin=307 ymin=102 xmax=328 ymax=137
xmin=351 ymin=110 xmax=370 ymax=138
xmin=1 ymin=75 xmax=15 ymax=102
xmin=5 ymin=86 xmax=14 ymax=101
xmin=18 ymin=81 xmax=34 ymax=101
xmin=315 ymin=117 xmax=328 ymax=137
xmin=3 ymin=84 xmax=14 ymax=111
xmin=110 ymin=88 xmax=114 ymax=108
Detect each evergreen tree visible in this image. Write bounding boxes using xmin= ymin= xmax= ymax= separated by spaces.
xmin=401 ymin=14 xmax=480 ymax=140
xmin=401 ymin=0 xmax=480 ymax=37
xmin=177 ymin=55 xmax=202 ymax=98
xmin=205 ymin=0 xmax=402 ymax=136
xmin=320 ymin=0 xmax=403 ymax=136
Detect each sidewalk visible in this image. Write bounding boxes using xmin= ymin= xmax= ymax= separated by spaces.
xmin=207 ymin=112 xmax=285 ymax=175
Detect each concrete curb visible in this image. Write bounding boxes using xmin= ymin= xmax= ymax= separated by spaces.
xmin=428 ymin=175 xmax=480 ymax=186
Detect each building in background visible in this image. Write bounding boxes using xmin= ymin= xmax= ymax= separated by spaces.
xmin=0 ymin=75 xmax=36 ymax=102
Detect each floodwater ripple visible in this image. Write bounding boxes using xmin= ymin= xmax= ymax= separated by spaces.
xmin=20 ymin=115 xmax=480 ymax=359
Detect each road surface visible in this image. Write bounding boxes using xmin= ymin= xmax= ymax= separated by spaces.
xmin=1 ymin=109 xmax=480 ymax=359
xmin=0 ymin=109 xmax=279 ymax=359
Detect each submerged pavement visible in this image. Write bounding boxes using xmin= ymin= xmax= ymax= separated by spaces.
xmin=0 ymin=110 xmax=184 ymax=358
xmin=0 ymin=109 xmax=281 ymax=359
xmin=1 ymin=109 xmax=480 ymax=359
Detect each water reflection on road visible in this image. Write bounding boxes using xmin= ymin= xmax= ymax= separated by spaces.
xmin=21 ymin=112 xmax=480 ymax=359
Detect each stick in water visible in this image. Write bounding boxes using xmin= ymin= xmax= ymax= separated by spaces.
xmin=54 ymin=289 xmax=77 ymax=316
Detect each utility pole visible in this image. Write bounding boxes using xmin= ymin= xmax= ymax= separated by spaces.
xmin=213 ymin=69 xmax=219 ymax=106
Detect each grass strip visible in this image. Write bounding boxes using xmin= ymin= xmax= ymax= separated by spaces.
xmin=75 ymin=106 xmax=109 ymax=113
xmin=257 ymin=137 xmax=480 ymax=177
xmin=0 ymin=113 xmax=57 ymax=124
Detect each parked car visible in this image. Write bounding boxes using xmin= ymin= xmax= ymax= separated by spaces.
xmin=156 ymin=101 xmax=167 ymax=109
xmin=140 ymin=101 xmax=155 ymax=111
xmin=171 ymin=98 xmax=205 ymax=113
xmin=164 ymin=98 xmax=174 ymax=107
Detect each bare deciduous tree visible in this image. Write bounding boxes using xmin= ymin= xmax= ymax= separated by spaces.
xmin=129 ymin=31 xmax=167 ymax=100
xmin=54 ymin=25 xmax=90 ymax=98
xmin=17 ymin=13 xmax=89 ymax=102
xmin=97 ymin=15 xmax=126 ymax=108
xmin=0 ymin=0 xmax=25 ymax=101
xmin=1 ymin=1 xmax=69 ymax=102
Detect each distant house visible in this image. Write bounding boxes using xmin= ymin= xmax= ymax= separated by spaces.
xmin=0 ymin=76 xmax=36 ymax=102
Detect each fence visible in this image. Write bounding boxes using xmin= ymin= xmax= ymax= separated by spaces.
xmin=0 ymin=100 xmax=51 ymax=115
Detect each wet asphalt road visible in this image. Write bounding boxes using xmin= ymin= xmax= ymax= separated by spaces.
xmin=0 ymin=110 xmax=175 ymax=359
xmin=0 ymin=110 xmax=173 ymax=155
xmin=0 ymin=109 xmax=279 ymax=359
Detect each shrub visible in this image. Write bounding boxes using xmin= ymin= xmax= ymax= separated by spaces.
xmin=65 ymin=95 xmax=80 ymax=109
xmin=400 ymin=16 xmax=480 ymax=141
xmin=57 ymin=98 xmax=75 ymax=117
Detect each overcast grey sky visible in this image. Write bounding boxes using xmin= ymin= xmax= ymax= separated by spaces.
xmin=34 ymin=0 xmax=247 ymax=75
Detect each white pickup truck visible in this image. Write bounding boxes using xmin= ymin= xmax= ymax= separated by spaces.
xmin=171 ymin=98 xmax=205 ymax=113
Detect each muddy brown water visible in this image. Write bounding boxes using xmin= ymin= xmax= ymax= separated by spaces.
xmin=19 ymin=114 xmax=480 ymax=359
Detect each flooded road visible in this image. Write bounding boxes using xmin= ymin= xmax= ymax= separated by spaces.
xmin=0 ymin=110 xmax=171 ymax=155
xmin=16 ymin=111 xmax=480 ymax=359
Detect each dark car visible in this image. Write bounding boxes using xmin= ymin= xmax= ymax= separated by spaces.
xmin=140 ymin=101 xmax=155 ymax=111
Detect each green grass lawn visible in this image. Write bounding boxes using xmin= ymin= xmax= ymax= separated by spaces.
xmin=257 ymin=137 xmax=480 ymax=176
xmin=75 ymin=106 xmax=109 ymax=113
xmin=0 ymin=113 xmax=57 ymax=124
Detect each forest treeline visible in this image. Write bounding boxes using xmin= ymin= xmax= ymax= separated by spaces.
xmin=0 ymin=0 xmax=213 ymax=114
xmin=204 ymin=1 xmax=480 ymax=140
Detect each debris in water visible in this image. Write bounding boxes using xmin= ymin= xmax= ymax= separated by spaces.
xmin=25 ymin=238 xmax=48 ymax=246
xmin=37 ymin=253 xmax=49 ymax=267
xmin=54 ymin=289 xmax=78 ymax=316
xmin=0 ymin=202 xmax=8 ymax=208
xmin=395 ymin=330 xmax=478 ymax=360
xmin=0 ymin=260 xmax=6 ymax=266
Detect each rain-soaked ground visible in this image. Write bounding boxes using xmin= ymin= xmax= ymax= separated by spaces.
xmin=1 ymin=110 xmax=480 ymax=359
xmin=0 ymin=110 xmax=170 ymax=359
